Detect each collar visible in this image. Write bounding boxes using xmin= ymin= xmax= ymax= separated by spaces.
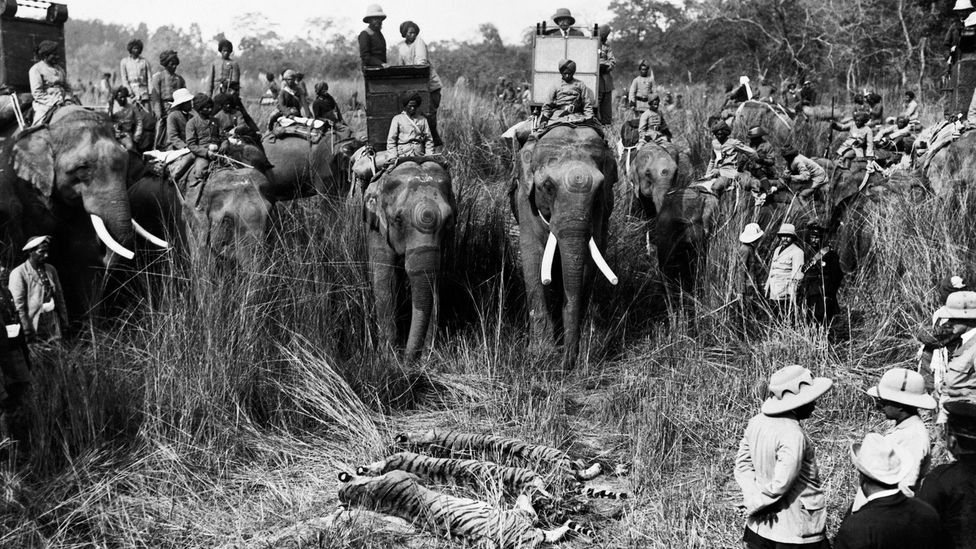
xmin=892 ymin=414 xmax=922 ymax=430
xmin=962 ymin=327 xmax=976 ymax=343
xmin=864 ymin=488 xmax=900 ymax=505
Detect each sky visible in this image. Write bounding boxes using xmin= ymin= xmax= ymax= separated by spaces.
xmin=65 ymin=0 xmax=615 ymax=45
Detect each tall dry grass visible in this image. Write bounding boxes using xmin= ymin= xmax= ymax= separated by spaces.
xmin=0 ymin=81 xmax=965 ymax=548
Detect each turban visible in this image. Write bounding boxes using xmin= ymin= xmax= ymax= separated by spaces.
xmin=192 ymin=93 xmax=213 ymax=112
xmin=159 ymin=50 xmax=179 ymax=66
xmin=400 ymin=20 xmax=419 ymax=38
xmin=638 ymin=59 xmax=649 ymax=69
xmin=647 ymin=92 xmax=660 ymax=103
xmin=126 ymin=39 xmax=143 ymax=52
xmin=403 ymin=93 xmax=423 ymax=107
xmin=710 ymin=120 xmax=731 ymax=134
xmin=217 ymin=39 xmax=233 ymax=52
xmin=781 ymin=145 xmax=799 ymax=158
xmin=37 ymin=40 xmax=58 ymax=58
xmin=598 ymin=24 xmax=611 ymax=40
xmin=212 ymin=93 xmax=232 ymax=111
xmin=314 ymin=81 xmax=330 ymax=96
xmin=113 ymin=86 xmax=130 ymax=99
xmin=282 ymin=69 xmax=297 ymax=80
xmin=22 ymin=235 xmax=50 ymax=251
xmin=558 ymin=59 xmax=577 ymax=73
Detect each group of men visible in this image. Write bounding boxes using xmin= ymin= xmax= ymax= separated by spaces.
xmin=737 ymin=360 xmax=975 ymax=549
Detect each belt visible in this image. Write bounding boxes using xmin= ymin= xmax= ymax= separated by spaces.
xmin=635 ymin=95 xmax=648 ymax=101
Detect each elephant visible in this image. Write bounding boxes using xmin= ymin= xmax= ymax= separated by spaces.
xmin=0 ymin=106 xmax=165 ymax=319
xmin=181 ymin=168 xmax=272 ymax=269
xmin=729 ymin=100 xmax=793 ymax=140
xmin=626 ymin=141 xmax=680 ymax=219
xmin=654 ymin=182 xmax=728 ymax=292
xmin=515 ymin=125 xmax=618 ymax=367
xmin=363 ymin=158 xmax=455 ymax=362
xmin=923 ymin=132 xmax=976 ymax=195
xmin=814 ymin=157 xmax=889 ymax=233
xmin=261 ymin=130 xmax=363 ymax=201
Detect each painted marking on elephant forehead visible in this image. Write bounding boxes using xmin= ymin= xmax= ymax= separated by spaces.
xmin=565 ymin=167 xmax=593 ymax=193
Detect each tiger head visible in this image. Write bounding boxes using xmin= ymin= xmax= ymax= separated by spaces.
xmin=394 ymin=429 xmax=439 ymax=445
xmin=337 ymin=470 xmax=425 ymax=516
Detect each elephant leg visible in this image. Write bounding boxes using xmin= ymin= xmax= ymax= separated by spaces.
xmin=517 ymin=201 xmax=554 ymax=352
xmin=368 ymin=238 xmax=400 ymax=356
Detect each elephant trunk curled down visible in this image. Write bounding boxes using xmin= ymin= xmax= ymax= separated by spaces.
xmin=364 ymin=159 xmax=455 ymax=362
xmin=516 ymin=125 xmax=618 ymax=368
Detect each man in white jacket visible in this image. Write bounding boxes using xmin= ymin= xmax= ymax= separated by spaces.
xmin=8 ymin=236 xmax=68 ymax=343
xmin=765 ymin=223 xmax=805 ymax=319
xmin=735 ymin=364 xmax=833 ymax=549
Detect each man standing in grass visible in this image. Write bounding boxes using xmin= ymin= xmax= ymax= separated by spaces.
xmin=834 ymin=433 xmax=946 ymax=549
xmin=735 ymin=365 xmax=832 ymax=549
xmin=917 ymin=400 xmax=976 ymax=549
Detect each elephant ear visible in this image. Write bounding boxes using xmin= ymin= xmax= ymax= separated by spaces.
xmin=12 ymin=130 xmax=55 ymax=207
xmin=362 ymin=182 xmax=383 ymax=233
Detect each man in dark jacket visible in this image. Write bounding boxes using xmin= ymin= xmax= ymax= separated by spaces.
xmin=918 ymin=400 xmax=976 ymax=549
xmin=834 ymin=433 xmax=947 ymax=549
xmin=800 ymin=224 xmax=843 ymax=326
xmin=359 ymin=5 xmax=388 ymax=68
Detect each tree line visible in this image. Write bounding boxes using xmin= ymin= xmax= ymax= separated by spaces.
xmin=66 ymin=1 xmax=954 ymax=97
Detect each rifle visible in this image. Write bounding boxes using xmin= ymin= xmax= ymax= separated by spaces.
xmin=823 ymin=96 xmax=834 ymax=158
xmin=209 ymin=64 xmax=216 ymax=97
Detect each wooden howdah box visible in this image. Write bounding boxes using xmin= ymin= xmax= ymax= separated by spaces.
xmin=363 ymin=65 xmax=430 ymax=151
xmin=0 ymin=0 xmax=69 ymax=94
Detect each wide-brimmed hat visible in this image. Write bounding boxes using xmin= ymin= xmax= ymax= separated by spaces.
xmin=747 ymin=126 xmax=766 ymax=139
xmin=850 ymin=433 xmax=911 ymax=486
xmin=761 ymin=365 xmax=833 ymax=415
xmin=551 ymin=8 xmax=576 ymax=25
xmin=22 ymin=235 xmax=50 ymax=251
xmin=954 ymin=0 xmax=973 ymax=11
xmin=777 ymin=223 xmax=797 ymax=238
xmin=866 ymin=368 xmax=936 ymax=410
xmin=171 ymin=88 xmax=193 ymax=108
xmin=739 ymin=223 xmax=764 ymax=244
xmin=363 ymin=4 xmax=387 ymax=22
xmin=936 ymin=291 xmax=976 ymax=320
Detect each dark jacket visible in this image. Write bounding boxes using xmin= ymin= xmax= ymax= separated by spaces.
xmin=185 ymin=112 xmax=220 ymax=158
xmin=543 ymin=27 xmax=585 ymax=37
xmin=166 ymin=109 xmax=189 ymax=150
xmin=312 ymin=93 xmax=343 ymax=122
xmin=358 ymin=29 xmax=387 ymax=67
xmin=800 ymin=247 xmax=843 ymax=298
xmin=917 ymin=457 xmax=976 ymax=549
xmin=833 ymin=492 xmax=947 ymax=549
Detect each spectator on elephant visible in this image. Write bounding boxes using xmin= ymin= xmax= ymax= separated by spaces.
xmin=901 ymin=91 xmax=920 ymax=127
xmin=637 ymin=94 xmax=670 ymax=145
xmin=275 ymin=69 xmax=309 ymax=123
xmin=778 ymin=147 xmax=827 ymax=200
xmin=359 ymin=4 xmax=388 ymax=68
xmin=799 ymin=80 xmax=817 ymax=106
xmin=119 ymin=38 xmax=151 ymax=109
xmin=186 ymin=93 xmax=223 ymax=209
xmin=387 ymin=93 xmax=434 ymax=161
xmin=875 ymin=116 xmax=915 ymax=153
xmin=764 ymin=223 xmax=805 ymax=319
xmin=311 ymin=82 xmax=344 ymax=125
xmin=799 ymin=224 xmax=843 ymax=326
xmin=545 ymin=8 xmax=585 ymax=37
xmin=8 ymin=236 xmax=67 ymax=344
xmin=832 ymin=112 xmax=874 ymax=169
xmin=212 ymin=92 xmax=259 ymax=139
xmin=151 ymin=50 xmax=187 ymax=149
xmin=29 ymin=40 xmax=74 ymax=126
xmin=0 ymin=264 xmax=31 ymax=444
xmin=109 ymin=86 xmax=145 ymax=152
xmin=212 ymin=39 xmax=240 ymax=95
xmin=539 ymin=59 xmax=595 ymax=125
xmin=596 ymin=24 xmax=615 ymax=125
xmin=864 ymin=92 xmax=884 ymax=126
xmin=917 ymin=399 xmax=976 ymax=549
xmin=743 ymin=126 xmax=777 ymax=191
xmin=397 ymin=20 xmax=443 ymax=149
xmin=260 ymin=72 xmax=279 ymax=106
xmin=165 ymin=88 xmax=194 ymax=151
xmin=734 ymin=364 xmax=832 ymax=549
xmin=701 ymin=120 xmax=756 ymax=193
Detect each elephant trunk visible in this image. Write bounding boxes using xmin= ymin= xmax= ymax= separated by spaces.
xmin=556 ymin=221 xmax=591 ymax=367
xmin=404 ymin=245 xmax=440 ymax=362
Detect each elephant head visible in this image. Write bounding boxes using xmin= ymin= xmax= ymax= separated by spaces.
xmin=364 ymin=159 xmax=455 ymax=362
xmin=629 ymin=141 xmax=678 ymax=218
xmin=517 ymin=126 xmax=618 ymax=367
xmin=0 ymin=106 xmax=150 ymax=316
xmin=182 ymin=168 xmax=271 ymax=270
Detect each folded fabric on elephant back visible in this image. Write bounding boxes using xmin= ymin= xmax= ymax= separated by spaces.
xmin=270 ymin=117 xmax=327 ymax=143
xmin=530 ymin=118 xmax=606 ymax=142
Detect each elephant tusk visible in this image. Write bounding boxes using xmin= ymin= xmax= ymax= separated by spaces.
xmin=90 ymin=214 xmax=135 ymax=260
xmin=132 ymin=220 xmax=170 ymax=249
xmin=588 ymin=237 xmax=618 ymax=285
xmin=541 ymin=232 xmax=557 ymax=286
